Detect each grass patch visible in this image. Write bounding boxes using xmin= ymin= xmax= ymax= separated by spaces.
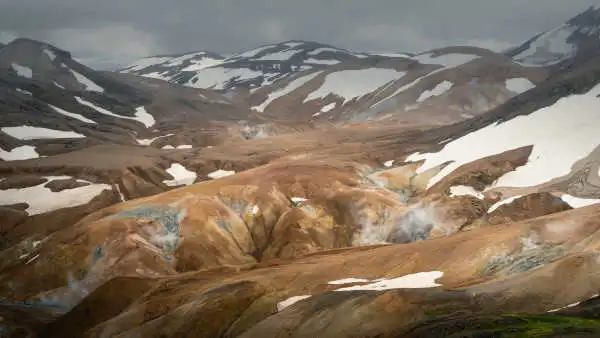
xmin=484 ymin=314 xmax=600 ymax=337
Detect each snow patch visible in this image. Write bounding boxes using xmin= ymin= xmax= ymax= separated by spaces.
xmin=186 ymin=67 xmax=263 ymax=90
xmin=276 ymin=295 xmax=311 ymax=312
xmin=164 ymin=52 xmax=206 ymax=66
xmin=43 ymin=49 xmax=57 ymax=61
xmin=384 ymin=160 xmax=394 ymax=167
xmin=0 ymin=177 xmax=111 ymax=215
xmin=370 ymin=52 xmax=412 ymax=58
xmin=180 ymin=56 xmax=224 ymax=71
xmin=334 ymin=271 xmax=443 ymax=291
xmin=304 ymin=68 xmax=406 ymax=105
xmin=136 ymin=133 xmax=174 ymax=146
xmin=207 ymin=169 xmax=236 ymax=179
xmin=115 ymin=184 xmax=126 ymax=202
xmin=162 ymin=163 xmax=197 ymax=186
xmin=122 ymin=56 xmax=172 ymax=72
xmin=375 ymin=54 xmax=480 ymax=106
xmin=0 ymin=145 xmax=39 ymax=161
xmin=548 ymin=301 xmax=582 ymax=313
xmin=11 ymin=63 xmax=32 ymax=78
xmin=406 ymin=83 xmax=600 ymax=190
xmin=328 ymin=278 xmax=370 ymax=285
xmin=305 ymin=59 xmax=341 ymax=65
xmin=49 ymin=104 xmax=97 ymax=124
xmin=413 ymin=52 xmax=479 ymax=68
xmin=133 ymin=106 xmax=155 ymax=128
xmin=255 ymin=48 xmax=301 ymax=61
xmin=140 ymin=71 xmax=169 ymax=80
xmin=25 ymin=254 xmax=40 ymax=264
xmin=488 ymin=195 xmax=523 ymax=213
xmin=231 ymin=45 xmax=275 ymax=59
xmin=321 ymin=102 xmax=336 ymax=112
xmin=66 ymin=68 xmax=104 ymax=92
xmin=307 ymin=48 xmax=340 ymax=56
xmin=505 ymin=78 xmax=536 ymax=94
xmin=16 ymin=88 xmax=32 ymax=95
xmin=313 ymin=102 xmax=337 ymax=117
xmin=416 ymin=80 xmax=453 ymax=102
xmin=513 ymin=24 xmax=577 ymax=66
xmin=2 ymin=126 xmax=85 ymax=140
xmin=161 ymin=144 xmax=192 ymax=150
xmin=75 ymin=97 xmax=155 ymax=128
xmin=560 ymin=194 xmax=600 ymax=208
xmin=449 ymin=185 xmax=484 ymax=199
xmin=253 ymin=71 xmax=323 ymax=112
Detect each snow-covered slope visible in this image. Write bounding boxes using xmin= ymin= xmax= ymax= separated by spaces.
xmin=115 ymin=7 xmax=600 ymax=126
xmin=402 ymin=55 xmax=600 ymax=208
xmin=0 ymin=39 xmax=158 ymax=157
xmin=120 ymin=51 xmax=226 ymax=83
xmin=0 ymin=38 xmax=253 ymax=161
xmin=507 ymin=6 xmax=600 ymax=67
xmin=122 ymin=40 xmax=411 ymax=91
xmin=119 ymin=39 xmax=553 ymax=124
xmin=408 ymin=82 xmax=600 ymax=189
xmin=247 ymin=45 xmax=547 ymax=123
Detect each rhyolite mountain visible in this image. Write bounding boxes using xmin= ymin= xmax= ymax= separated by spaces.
xmin=123 ymin=41 xmax=548 ymax=124
xmin=0 ymin=5 xmax=600 ymax=338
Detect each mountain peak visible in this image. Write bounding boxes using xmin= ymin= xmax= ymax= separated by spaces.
xmin=568 ymin=5 xmax=600 ymax=28
xmin=506 ymin=5 xmax=600 ymax=67
xmin=3 ymin=37 xmax=72 ymax=60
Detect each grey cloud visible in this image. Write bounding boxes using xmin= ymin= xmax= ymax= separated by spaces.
xmin=0 ymin=0 xmax=597 ymax=69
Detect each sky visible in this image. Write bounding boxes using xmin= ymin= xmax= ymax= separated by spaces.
xmin=0 ymin=0 xmax=598 ymax=70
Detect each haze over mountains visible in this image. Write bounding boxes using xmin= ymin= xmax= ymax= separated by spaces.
xmin=1 ymin=5 xmax=600 ymax=337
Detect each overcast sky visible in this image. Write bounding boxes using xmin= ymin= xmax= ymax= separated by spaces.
xmin=0 ymin=0 xmax=598 ymax=69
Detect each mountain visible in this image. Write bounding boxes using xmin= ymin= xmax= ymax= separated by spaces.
xmin=248 ymin=46 xmax=547 ymax=124
xmin=124 ymin=42 xmax=548 ymax=125
xmin=507 ymin=6 xmax=600 ymax=68
xmin=121 ymin=40 xmax=411 ymax=91
xmin=120 ymin=7 xmax=600 ymax=125
xmin=1 ymin=6 xmax=600 ymax=337
xmin=0 ymin=38 xmax=275 ymax=161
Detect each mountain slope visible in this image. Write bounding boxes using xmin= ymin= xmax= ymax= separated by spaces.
xmin=507 ymin=6 xmax=600 ymax=67
xmin=120 ymin=51 xmax=226 ymax=83
xmin=121 ymin=40 xmax=411 ymax=91
xmin=247 ymin=46 xmax=547 ymax=124
xmin=0 ymin=38 xmax=268 ymax=159
xmin=0 ymin=38 xmax=286 ymax=246
xmin=121 ymin=45 xmax=548 ymax=125
xmin=119 ymin=7 xmax=599 ymax=126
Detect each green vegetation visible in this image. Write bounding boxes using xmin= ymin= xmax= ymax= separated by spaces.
xmin=480 ymin=314 xmax=600 ymax=337
xmin=415 ymin=312 xmax=600 ymax=337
